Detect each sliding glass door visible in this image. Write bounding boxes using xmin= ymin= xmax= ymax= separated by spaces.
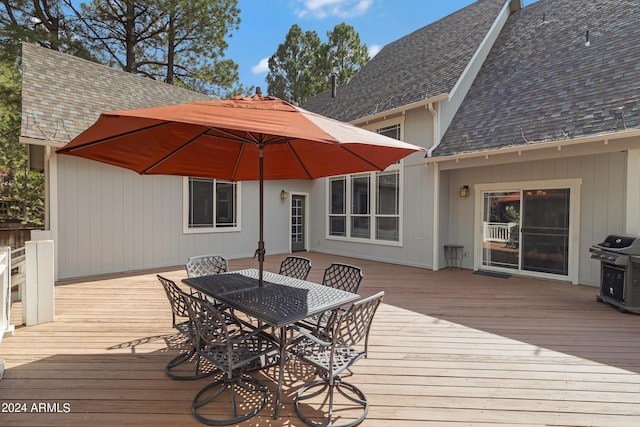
xmin=481 ymin=186 xmax=571 ymax=277
xmin=521 ymin=189 xmax=570 ymax=275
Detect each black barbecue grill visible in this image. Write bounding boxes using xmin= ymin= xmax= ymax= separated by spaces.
xmin=590 ymin=234 xmax=640 ymax=313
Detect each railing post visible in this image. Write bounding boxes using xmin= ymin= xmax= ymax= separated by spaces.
xmin=1 ymin=246 xmax=14 ymax=342
xmin=22 ymin=240 xmax=54 ymax=326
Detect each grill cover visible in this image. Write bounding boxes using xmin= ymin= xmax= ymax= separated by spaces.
xmin=599 ymin=235 xmax=637 ymax=249
xmin=594 ymin=234 xmax=640 ymax=256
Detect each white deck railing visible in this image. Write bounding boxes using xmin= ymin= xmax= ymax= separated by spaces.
xmin=10 ymin=246 xmax=26 ymax=302
xmin=483 ymin=222 xmax=513 ymax=243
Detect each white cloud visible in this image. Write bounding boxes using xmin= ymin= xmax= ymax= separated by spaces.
xmin=295 ymin=0 xmax=373 ymax=19
xmin=369 ymin=44 xmax=381 ymax=57
xmin=251 ymin=58 xmax=270 ymax=75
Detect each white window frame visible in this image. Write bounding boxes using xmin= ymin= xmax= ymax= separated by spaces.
xmin=326 ymin=119 xmax=404 ymax=246
xmin=183 ymin=177 xmax=241 ymax=234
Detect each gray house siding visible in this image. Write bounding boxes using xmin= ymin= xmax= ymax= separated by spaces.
xmin=55 ymin=156 xmax=304 ymax=279
xmin=308 ymin=157 xmax=436 ymax=269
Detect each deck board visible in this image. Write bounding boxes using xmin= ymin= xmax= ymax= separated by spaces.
xmin=2 ymin=252 xmax=640 ymax=426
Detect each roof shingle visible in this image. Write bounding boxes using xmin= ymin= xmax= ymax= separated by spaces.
xmin=434 ymin=0 xmax=640 ymax=157
xmin=20 ymin=42 xmax=212 ymax=145
xmin=303 ymin=0 xmax=506 ymax=123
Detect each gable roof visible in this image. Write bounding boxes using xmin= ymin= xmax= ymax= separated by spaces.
xmin=433 ymin=0 xmax=640 ymax=157
xmin=303 ymin=0 xmax=508 ymax=123
xmin=20 ymin=42 xmax=212 ymax=147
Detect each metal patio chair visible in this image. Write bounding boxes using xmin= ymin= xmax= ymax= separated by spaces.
xmin=186 ymin=294 xmax=279 ymax=425
xmin=185 ymin=254 xmax=228 ymax=278
xmin=157 ymin=275 xmax=214 ymax=380
xmin=185 ymin=253 xmax=232 ymax=310
xmin=321 ymin=263 xmax=363 ymax=294
xmin=290 ymin=291 xmax=384 ymax=427
xmin=279 ymin=255 xmax=312 ymax=280
xmin=297 ymin=263 xmax=364 ymax=333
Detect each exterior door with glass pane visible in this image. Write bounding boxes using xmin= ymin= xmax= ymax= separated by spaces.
xmin=482 ymin=191 xmax=521 ymax=270
xmin=481 ymin=187 xmax=571 ymax=277
xmin=520 ymin=189 xmax=570 ymax=275
xmin=291 ymin=195 xmax=306 ymax=252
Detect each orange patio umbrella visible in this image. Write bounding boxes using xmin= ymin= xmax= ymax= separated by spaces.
xmin=57 ymin=93 xmax=425 ymax=285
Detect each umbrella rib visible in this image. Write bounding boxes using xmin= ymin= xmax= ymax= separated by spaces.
xmin=59 ymin=121 xmax=172 ymax=152
xmin=339 ymin=145 xmax=387 ymax=171
xmin=205 ymin=127 xmax=289 ymax=146
xmin=142 ymin=128 xmax=209 ymax=174
xmin=230 ymin=143 xmax=246 ymax=181
xmin=205 ymin=127 xmax=260 ymax=145
xmin=284 ymin=140 xmax=313 ymax=179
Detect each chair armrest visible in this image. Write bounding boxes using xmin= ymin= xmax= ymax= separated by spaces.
xmin=289 ymin=325 xmax=332 ymax=347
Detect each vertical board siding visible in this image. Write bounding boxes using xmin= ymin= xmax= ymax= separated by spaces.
xmin=310 ymin=161 xmax=436 ymax=269
xmin=55 ymin=156 xmax=297 ymax=279
xmin=55 ymin=144 xmax=629 ymax=288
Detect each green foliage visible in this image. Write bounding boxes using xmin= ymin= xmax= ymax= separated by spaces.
xmin=266 ymin=22 xmax=369 ymax=105
xmin=0 ymin=1 xmax=95 ymax=62
xmin=72 ymin=0 xmax=243 ymax=97
xmin=266 ymin=24 xmax=324 ymax=105
xmin=0 ymin=61 xmax=44 ymax=225
xmin=324 ymin=23 xmax=370 ymax=85
xmin=0 ymin=0 xmax=248 ymax=226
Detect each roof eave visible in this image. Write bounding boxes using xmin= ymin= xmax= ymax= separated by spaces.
xmin=350 ymin=93 xmax=449 ymax=126
xmin=423 ymin=127 xmax=640 ymax=165
xmin=20 ymin=136 xmax=67 ymax=149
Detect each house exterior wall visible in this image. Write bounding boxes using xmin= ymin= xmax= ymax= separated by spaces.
xmin=442 ymin=151 xmax=628 ymax=286
xmin=307 ymin=104 xmax=437 ymax=269
xmin=55 ymin=154 xmax=302 ymax=279
xmin=308 ymin=161 xmax=435 ymax=269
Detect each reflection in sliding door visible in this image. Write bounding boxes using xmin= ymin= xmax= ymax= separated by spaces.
xmin=481 ymin=191 xmax=520 ymax=270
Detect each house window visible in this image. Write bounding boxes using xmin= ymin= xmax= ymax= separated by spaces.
xmin=185 ymin=177 xmax=240 ymax=232
xmin=376 ymin=171 xmax=399 ymax=241
xmin=351 ymin=175 xmax=370 ymax=238
xmin=327 ymin=123 xmax=402 ymax=244
xmin=329 ymin=177 xmax=346 ymax=236
xmin=378 ymin=124 xmax=401 ymax=140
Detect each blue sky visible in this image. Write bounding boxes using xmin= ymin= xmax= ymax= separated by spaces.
xmin=227 ymin=0 xmax=537 ymax=91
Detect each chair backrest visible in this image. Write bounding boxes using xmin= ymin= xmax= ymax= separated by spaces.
xmin=321 ymin=262 xmax=363 ymax=294
xmin=279 ymin=256 xmax=312 ymax=280
xmin=157 ymin=275 xmax=191 ymax=327
xmin=333 ymin=291 xmax=384 ymax=349
xmin=185 ymin=294 xmax=241 ymax=375
xmin=185 ymin=254 xmax=228 ymax=278
xmin=186 ymin=295 xmax=231 ymax=348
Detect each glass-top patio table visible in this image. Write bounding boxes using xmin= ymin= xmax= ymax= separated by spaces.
xmin=182 ymin=268 xmax=360 ymax=419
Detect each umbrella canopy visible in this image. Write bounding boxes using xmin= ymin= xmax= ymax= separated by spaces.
xmin=57 ymin=94 xmax=425 ymax=284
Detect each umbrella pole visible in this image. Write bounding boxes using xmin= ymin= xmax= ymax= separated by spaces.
xmin=258 ymin=144 xmax=265 ymax=286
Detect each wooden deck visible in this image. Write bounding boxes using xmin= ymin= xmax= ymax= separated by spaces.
xmin=2 ymin=252 xmax=640 ymax=426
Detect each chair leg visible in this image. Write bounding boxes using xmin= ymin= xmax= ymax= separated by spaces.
xmin=295 ymin=378 xmax=369 ymax=427
xmin=165 ymin=347 xmax=216 ymax=380
xmin=192 ymin=374 xmax=270 ymax=425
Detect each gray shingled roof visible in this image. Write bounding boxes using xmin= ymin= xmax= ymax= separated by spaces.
xmin=303 ymin=0 xmax=506 ymax=123
xmin=434 ymin=0 xmax=640 ymax=157
xmin=20 ymin=42 xmax=212 ymax=145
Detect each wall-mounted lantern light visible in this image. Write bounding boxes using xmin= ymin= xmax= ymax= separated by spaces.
xmin=280 ymin=190 xmax=288 ymax=200
xmin=459 ymin=185 xmax=470 ymax=198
